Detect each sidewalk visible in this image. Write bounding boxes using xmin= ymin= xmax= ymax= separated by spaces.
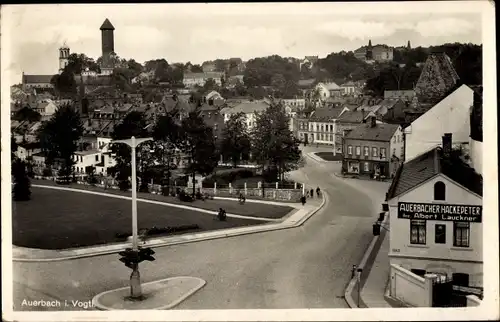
xmin=360 ymin=221 xmax=392 ymax=308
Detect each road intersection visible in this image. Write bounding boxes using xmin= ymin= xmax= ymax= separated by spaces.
xmin=12 ymin=146 xmax=390 ymax=310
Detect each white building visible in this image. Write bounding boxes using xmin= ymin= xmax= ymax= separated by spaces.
xmin=281 ymin=98 xmax=306 ymax=109
xmin=33 ymin=100 xmax=58 ymax=117
xmin=73 ymin=150 xmax=102 ymax=174
xmin=308 ymin=106 xmax=349 ymax=146
xmin=404 ymin=84 xmax=474 ymax=162
xmin=183 ymin=72 xmax=224 ymax=88
xmin=15 ymin=143 xmax=41 ymax=161
xmin=315 ymin=82 xmax=343 ymax=99
xmin=220 ymin=101 xmax=269 ymax=132
xmin=386 ymin=136 xmax=483 ymax=290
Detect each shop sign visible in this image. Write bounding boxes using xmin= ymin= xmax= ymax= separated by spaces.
xmin=398 ymin=202 xmax=482 ymax=223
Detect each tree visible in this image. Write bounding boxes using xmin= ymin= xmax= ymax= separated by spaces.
xmin=153 ymin=111 xmax=182 ymax=195
xmin=37 ymin=104 xmax=83 ymax=183
xmin=51 ymin=70 xmax=77 ymax=96
xmin=191 ymin=64 xmax=203 ymax=73
xmin=13 ymin=106 xmax=41 ymax=123
xmin=180 ymin=111 xmax=218 ymax=198
xmin=203 ymin=78 xmax=218 ymax=92
xmin=12 ymin=159 xmax=31 ymax=201
xmin=251 ymin=103 xmax=302 ymax=183
xmin=221 ymin=112 xmax=251 ymax=167
xmin=111 ymin=111 xmax=150 ymax=191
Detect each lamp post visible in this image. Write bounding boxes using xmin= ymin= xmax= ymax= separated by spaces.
xmin=112 ymin=136 xmax=153 ymax=299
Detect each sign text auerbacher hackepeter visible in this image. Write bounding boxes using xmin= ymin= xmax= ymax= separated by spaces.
xmin=398 ymin=202 xmax=482 ymax=223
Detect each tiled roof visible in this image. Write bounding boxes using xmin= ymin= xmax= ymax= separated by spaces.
xmin=100 ymin=18 xmax=115 ymax=30
xmin=221 ymin=101 xmax=269 ymax=114
xmin=344 ymin=122 xmax=400 ymax=142
xmin=386 ymin=147 xmax=483 ymax=200
xmin=414 ymin=52 xmax=460 ymax=105
xmin=341 ymin=81 xmax=356 ymax=87
xmin=23 ymin=75 xmax=53 ymax=84
xmin=183 ymin=72 xmax=224 ymax=79
xmin=309 ymin=107 xmax=345 ymax=122
xmin=319 ymin=82 xmax=341 ymax=90
xmin=336 ymin=110 xmax=368 ymax=123
xmin=298 ymin=79 xmax=316 ymax=87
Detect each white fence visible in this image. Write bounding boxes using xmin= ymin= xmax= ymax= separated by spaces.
xmin=390 ymin=264 xmax=433 ymax=307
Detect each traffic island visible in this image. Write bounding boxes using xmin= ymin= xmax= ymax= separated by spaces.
xmin=92 ymin=276 xmax=206 ymax=310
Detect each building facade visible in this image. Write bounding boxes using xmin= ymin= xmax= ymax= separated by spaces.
xmin=220 ymin=101 xmax=269 ymax=132
xmin=342 ymin=118 xmax=403 ymax=177
xmin=404 ymin=84 xmax=474 ymax=162
xmin=386 ymin=141 xmax=483 ymax=289
xmin=307 ymin=106 xmax=347 ymax=146
xmin=315 ymin=82 xmax=343 ymax=99
xmin=183 ymin=72 xmax=224 ymax=88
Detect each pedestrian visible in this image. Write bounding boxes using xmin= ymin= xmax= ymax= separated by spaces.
xmin=300 ymin=195 xmax=306 ymax=205
xmin=310 ymin=189 xmax=314 ymax=198
xmin=316 ymin=186 xmax=321 ymax=197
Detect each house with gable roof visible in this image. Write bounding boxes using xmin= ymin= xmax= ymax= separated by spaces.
xmin=307 ymin=106 xmax=348 ymax=146
xmin=342 ymin=117 xmax=403 ymax=178
xmin=315 ymin=82 xmax=343 ymax=99
xmin=385 ymin=133 xmax=483 ymax=303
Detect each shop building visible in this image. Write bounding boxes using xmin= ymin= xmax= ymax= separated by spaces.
xmin=385 ymin=134 xmax=483 ymax=289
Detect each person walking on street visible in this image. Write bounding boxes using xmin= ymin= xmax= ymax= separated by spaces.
xmin=301 ymin=195 xmax=306 ymax=205
xmin=310 ymin=189 xmax=314 ymax=198
xmin=316 ymin=186 xmax=321 ymax=197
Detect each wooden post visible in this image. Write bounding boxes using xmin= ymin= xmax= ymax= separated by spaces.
xmin=302 ymin=183 xmax=305 ymax=196
xmin=244 ymin=182 xmax=247 ymax=195
xmin=214 ymin=182 xmax=217 ymax=195
xmin=229 ymin=183 xmax=232 ymax=194
xmin=275 ymin=182 xmax=279 ymax=189
xmin=294 ymin=182 xmax=297 ymax=189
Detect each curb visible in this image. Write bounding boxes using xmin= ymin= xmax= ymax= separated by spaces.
xmin=13 ymin=192 xmax=327 ymax=262
xmin=344 ymin=212 xmax=389 ymax=308
xmin=92 ymin=276 xmax=206 ymax=310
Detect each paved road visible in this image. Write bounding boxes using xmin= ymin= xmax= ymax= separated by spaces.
xmin=12 ymin=146 xmax=390 ymax=310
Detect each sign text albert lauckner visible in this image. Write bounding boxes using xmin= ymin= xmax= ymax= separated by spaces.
xmin=398 ymin=202 xmax=482 ymax=222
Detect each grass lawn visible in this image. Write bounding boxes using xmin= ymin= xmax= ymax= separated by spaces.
xmin=315 ymin=152 xmax=343 ymax=161
xmin=32 ymin=179 xmax=293 ymax=218
xmin=13 ymin=187 xmax=273 ymax=250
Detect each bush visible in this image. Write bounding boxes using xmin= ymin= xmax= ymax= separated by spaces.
xmin=203 ymin=168 xmax=255 ymax=186
xmin=178 ymin=190 xmax=194 ymax=202
xmin=262 ymin=167 xmax=279 ymax=183
xmin=42 ymin=167 xmax=53 ymax=177
xmin=115 ymin=224 xmax=200 ymax=240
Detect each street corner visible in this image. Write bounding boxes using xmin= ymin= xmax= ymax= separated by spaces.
xmin=92 ymin=276 xmax=206 ymax=310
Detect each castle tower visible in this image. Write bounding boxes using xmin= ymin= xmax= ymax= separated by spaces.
xmin=58 ymin=43 xmax=70 ymax=74
xmin=100 ymin=18 xmax=115 ymax=75
xmin=366 ymin=39 xmax=373 ymax=60
xmin=407 ymin=40 xmax=411 ymax=50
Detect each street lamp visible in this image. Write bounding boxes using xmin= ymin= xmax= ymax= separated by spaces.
xmin=112 ymin=136 xmax=153 ymax=299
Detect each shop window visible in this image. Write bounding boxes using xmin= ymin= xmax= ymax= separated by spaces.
xmin=435 ymin=224 xmax=446 ymax=244
xmin=355 ymin=146 xmax=361 ymax=156
xmin=363 ymin=162 xmax=370 ymax=172
xmin=453 ymin=222 xmax=470 ymax=247
xmin=372 ymin=147 xmax=378 ymax=157
xmin=348 ymin=146 xmax=353 ymax=155
xmin=410 ymin=219 xmax=426 ymax=244
xmin=434 ymin=181 xmax=446 ymax=200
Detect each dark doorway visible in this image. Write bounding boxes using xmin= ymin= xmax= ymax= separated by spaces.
xmin=452 ymin=273 xmax=470 ymax=287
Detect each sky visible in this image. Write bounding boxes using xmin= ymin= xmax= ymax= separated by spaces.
xmin=1 ymin=2 xmax=485 ymax=85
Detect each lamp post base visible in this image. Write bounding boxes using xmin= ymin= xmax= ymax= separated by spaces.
xmin=130 ymin=266 xmax=143 ymax=299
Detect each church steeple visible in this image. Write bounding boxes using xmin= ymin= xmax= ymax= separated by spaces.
xmin=366 ymin=39 xmax=373 ymax=60
xmin=368 ymin=39 xmax=372 ymax=48
xmin=407 ymin=40 xmax=411 ymax=49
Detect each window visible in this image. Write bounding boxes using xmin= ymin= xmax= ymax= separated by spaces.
xmin=316 ymin=125 xmax=319 ymax=131
xmin=453 ymin=222 xmax=470 ymax=247
xmin=434 ymin=181 xmax=446 ymax=200
xmin=355 ymin=146 xmax=361 ymax=156
xmin=401 ymin=146 xmax=404 ymax=157
xmin=364 ymin=162 xmax=370 ymax=172
xmin=316 ymin=133 xmax=319 ymax=140
xmin=380 ymin=148 xmax=386 ymax=159
xmin=372 ymin=147 xmax=378 ymax=157
xmin=330 ymin=125 xmax=333 ymax=132
xmin=435 ymin=224 xmax=446 ymax=244
xmin=330 ymin=134 xmax=333 ymax=141
xmin=393 ymin=148 xmax=396 ymax=155
xmin=393 ymin=136 xmax=397 ymax=143
xmin=348 ymin=146 xmax=353 ymax=155
xmin=410 ymin=219 xmax=426 ymax=244
xmin=364 ymin=147 xmax=369 ymax=156
xmin=95 ymin=155 xmax=99 ymax=162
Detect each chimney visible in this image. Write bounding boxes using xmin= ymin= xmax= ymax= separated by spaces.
xmin=442 ymin=133 xmax=452 ymax=157
xmin=370 ymin=116 xmax=376 ymax=128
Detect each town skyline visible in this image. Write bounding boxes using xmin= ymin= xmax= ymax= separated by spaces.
xmin=3 ymin=2 xmax=483 ymax=85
